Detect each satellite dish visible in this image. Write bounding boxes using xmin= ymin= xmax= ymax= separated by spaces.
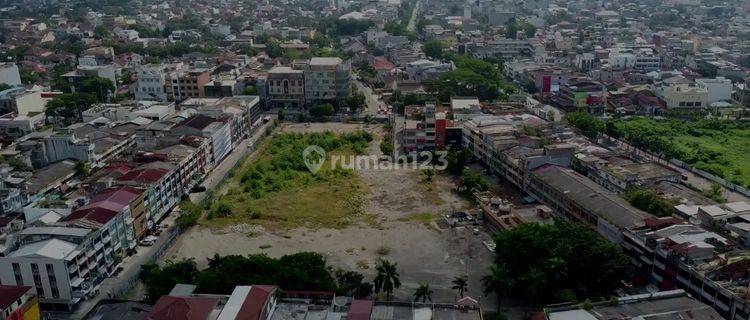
xmin=646 ymin=285 xmax=659 ymax=294
xmin=689 ymin=216 xmax=702 ymax=225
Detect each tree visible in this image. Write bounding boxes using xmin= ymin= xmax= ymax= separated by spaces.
xmin=335 ymin=269 xmax=373 ymax=298
xmin=423 ymin=40 xmax=444 ymax=59
xmin=451 ymin=276 xmax=468 ymax=297
xmin=346 ymin=91 xmax=366 ymax=113
xmin=75 ymin=161 xmax=90 ymax=177
xmin=482 ymin=264 xmax=515 ymax=308
xmin=380 ymin=134 xmax=394 ymax=156
xmin=623 ymin=188 xmax=674 ymax=217
xmin=45 ymin=93 xmax=97 ymax=125
xmin=413 ymin=282 xmax=433 ymax=302
xmin=265 ymin=40 xmax=283 ymax=58
xmin=565 ymin=112 xmax=604 ymax=139
xmin=373 ymin=258 xmax=401 ymax=300
xmin=310 ymin=103 xmax=335 ymax=117
xmin=703 ymin=183 xmax=727 ymax=203
xmin=446 ymin=148 xmax=472 ymax=174
xmin=243 ymin=86 xmax=259 ymax=95
xmin=490 ymin=221 xmax=628 ymax=305
xmin=80 ymin=77 xmax=115 ymax=102
xmin=460 ymin=168 xmax=489 ymax=193
xmin=0 ymin=83 xmax=11 ymax=91
xmin=140 ymin=259 xmax=199 ymax=303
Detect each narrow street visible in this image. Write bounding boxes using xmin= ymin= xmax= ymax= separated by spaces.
xmin=406 ymin=0 xmax=422 ymax=32
xmin=353 ymin=76 xmax=381 ymax=115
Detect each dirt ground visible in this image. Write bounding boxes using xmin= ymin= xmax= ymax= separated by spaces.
xmin=164 ymin=122 xmax=499 ymax=310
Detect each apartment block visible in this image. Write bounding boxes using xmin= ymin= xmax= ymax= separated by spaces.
xmin=133 ymin=65 xmax=168 ymax=101
xmin=0 ymin=226 xmax=123 ymax=310
xmin=267 ymin=66 xmax=305 ymax=108
xmin=300 ymin=57 xmax=351 ymax=105
xmin=165 ymin=68 xmax=211 ymax=101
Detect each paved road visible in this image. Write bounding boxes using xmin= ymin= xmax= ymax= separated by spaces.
xmin=406 ymin=0 xmax=422 ymax=32
xmin=353 ymin=76 xmax=381 ymax=115
xmin=63 ymin=119 xmax=275 ymax=320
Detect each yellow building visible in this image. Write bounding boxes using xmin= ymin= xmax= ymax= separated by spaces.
xmin=0 ymin=285 xmax=40 ymax=320
xmin=660 ymin=83 xmax=709 ymax=111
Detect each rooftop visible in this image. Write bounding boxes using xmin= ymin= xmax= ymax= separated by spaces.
xmin=0 ymin=285 xmax=32 ymax=310
xmin=532 ymin=165 xmax=650 ymax=229
xmin=9 ymin=238 xmax=78 ymax=260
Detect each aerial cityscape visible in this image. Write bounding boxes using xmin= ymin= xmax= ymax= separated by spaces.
xmin=0 ymin=0 xmax=749 ymax=319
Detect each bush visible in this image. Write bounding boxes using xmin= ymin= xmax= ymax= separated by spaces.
xmin=622 ymin=188 xmax=674 ymax=217
xmin=310 ymin=103 xmax=335 ymax=117
xmin=176 ymin=200 xmax=202 ymax=229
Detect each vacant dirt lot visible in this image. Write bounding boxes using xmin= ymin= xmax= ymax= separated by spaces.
xmin=165 ymin=122 xmax=497 ymax=310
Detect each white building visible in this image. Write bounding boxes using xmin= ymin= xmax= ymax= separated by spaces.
xmin=134 ymin=65 xmax=168 ymax=101
xmin=0 ymin=63 xmax=22 ymax=87
xmin=0 ymin=226 xmax=122 ymax=310
xmin=695 ymin=77 xmax=733 ymax=103
xmin=608 ymin=51 xmax=661 ymax=71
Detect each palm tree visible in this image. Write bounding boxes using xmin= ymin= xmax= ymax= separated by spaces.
xmin=482 ymin=264 xmax=515 ymax=309
xmin=413 ymin=282 xmax=433 ymax=302
xmin=521 ymin=266 xmax=548 ymax=305
xmin=451 ymin=276 xmax=468 ymax=297
xmin=374 ymin=258 xmax=401 ymax=300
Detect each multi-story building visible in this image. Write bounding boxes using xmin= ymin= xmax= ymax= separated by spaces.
xmin=173 ymin=115 xmax=232 ymax=167
xmin=460 ymin=115 xmax=650 ymax=243
xmin=528 ymin=164 xmax=651 ymax=243
xmin=696 ymin=77 xmax=733 ymax=104
xmin=133 ymin=65 xmax=168 ymax=101
xmin=0 ymin=63 xmax=22 ymax=87
xmin=0 ymin=225 xmax=122 ymax=310
xmin=658 ymin=83 xmax=709 ymax=111
xmin=400 ymin=104 xmax=437 ymax=154
xmin=116 ymin=167 xmax=174 ymax=227
xmin=621 ymin=221 xmax=750 ymax=320
xmin=574 ymin=154 xmax=682 ymax=192
xmin=267 ymin=66 xmax=305 ymax=108
xmin=299 ymin=57 xmax=351 ymax=105
xmin=608 ymin=51 xmax=661 ymax=71
xmin=0 ymin=87 xmax=46 ymax=116
xmin=165 ymin=68 xmax=211 ymax=101
xmin=461 ymin=40 xmax=534 ymax=59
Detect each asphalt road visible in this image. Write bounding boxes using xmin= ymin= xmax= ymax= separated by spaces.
xmin=353 ymin=76 xmax=381 ymax=115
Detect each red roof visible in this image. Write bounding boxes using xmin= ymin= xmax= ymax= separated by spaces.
xmin=0 ymin=216 xmax=13 ymax=228
xmin=91 ymin=186 xmax=143 ymax=205
xmin=0 ymin=285 xmax=32 ymax=309
xmin=237 ymin=285 xmax=276 ymax=320
xmin=148 ymin=296 xmax=219 ymax=320
xmin=117 ymin=168 xmax=169 ymax=184
xmin=63 ymin=207 xmax=120 ymax=225
xmin=348 ymin=300 xmax=374 ymax=320
xmin=372 ymin=58 xmax=395 ymax=71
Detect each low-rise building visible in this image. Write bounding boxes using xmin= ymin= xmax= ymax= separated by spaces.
xmin=0 ymin=285 xmax=40 ymax=320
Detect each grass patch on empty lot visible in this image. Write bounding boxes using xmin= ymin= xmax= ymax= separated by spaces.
xmin=202 ymin=131 xmax=372 ymax=230
xmin=613 ymin=118 xmax=750 ymax=188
